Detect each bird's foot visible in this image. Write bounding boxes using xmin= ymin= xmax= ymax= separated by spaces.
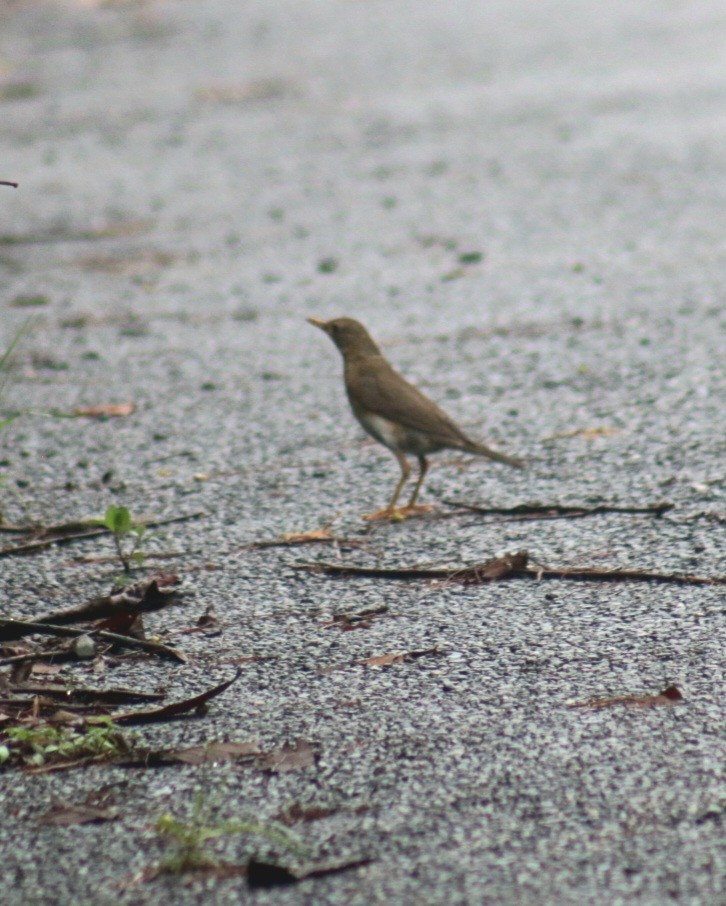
xmin=396 ymin=504 xmax=434 ymax=520
xmin=362 ymin=507 xmax=396 ymax=521
xmin=362 ymin=504 xmax=434 ymax=522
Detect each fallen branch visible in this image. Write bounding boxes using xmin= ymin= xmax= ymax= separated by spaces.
xmin=7 ymin=683 xmax=165 ymax=706
xmin=292 ymin=551 xmax=725 ymax=587
xmin=292 ymin=551 xmax=528 ymax=582
xmin=442 ymin=500 xmax=674 ymax=521
xmin=0 ymin=181 xmax=18 ymax=188
xmin=0 ymin=619 xmax=187 ymax=662
xmin=0 ymin=697 xmax=110 ymax=713
xmin=0 ymin=511 xmax=205 ymax=558
xmin=30 ymin=575 xmax=181 ymax=628
xmin=529 ymin=565 xmax=725 ymax=586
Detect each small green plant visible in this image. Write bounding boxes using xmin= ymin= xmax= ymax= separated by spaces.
xmin=156 ymin=792 xmax=302 ymax=873
xmin=0 ymin=317 xmax=34 ymax=430
xmin=1 ymin=718 xmax=130 ymax=768
xmin=92 ymin=505 xmax=147 ymax=573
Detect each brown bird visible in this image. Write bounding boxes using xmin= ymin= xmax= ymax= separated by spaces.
xmin=308 ymin=317 xmax=524 ymax=519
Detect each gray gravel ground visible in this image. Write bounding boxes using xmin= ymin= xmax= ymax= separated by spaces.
xmin=0 ymin=1 xmax=724 ymax=904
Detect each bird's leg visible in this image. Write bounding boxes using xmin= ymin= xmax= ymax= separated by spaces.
xmin=397 ymin=455 xmax=434 ymax=517
xmin=363 ymin=452 xmax=411 ymax=520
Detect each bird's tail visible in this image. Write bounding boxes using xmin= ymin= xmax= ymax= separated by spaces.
xmin=463 ymin=440 xmax=525 ymax=470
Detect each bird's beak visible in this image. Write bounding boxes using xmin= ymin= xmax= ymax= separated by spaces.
xmin=307 ymin=317 xmax=328 ymax=331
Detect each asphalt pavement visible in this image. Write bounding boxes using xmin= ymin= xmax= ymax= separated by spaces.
xmin=0 ymin=1 xmax=724 ymax=904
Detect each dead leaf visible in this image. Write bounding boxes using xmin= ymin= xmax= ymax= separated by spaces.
xmin=275 ymin=803 xmax=338 ymax=825
xmin=164 ymin=740 xmax=260 ymax=766
xmin=280 ymin=528 xmax=334 ymax=544
xmin=177 ymin=606 xmax=221 ymax=636
xmin=361 ymin=651 xmax=406 ymax=667
xmin=38 ymin=799 xmax=118 ymax=827
xmin=453 ymin=552 xmax=529 ymax=584
xmin=109 ymin=670 xmax=242 ymax=725
xmin=361 ymin=647 xmax=440 ymax=668
xmin=543 ymin=426 xmax=621 ymax=441
xmin=226 ymin=654 xmax=273 ymax=666
xmin=323 ymin=605 xmax=388 ymax=631
xmin=567 ymin=684 xmax=684 ymax=710
xmin=257 ymin=740 xmax=315 ymax=773
xmin=71 ymin=402 xmax=136 ymax=419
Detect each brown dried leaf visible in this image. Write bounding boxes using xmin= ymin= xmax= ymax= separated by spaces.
xmin=165 ymin=740 xmax=260 ymax=766
xmin=275 ymin=803 xmax=338 ymax=825
xmin=567 ymin=684 xmax=684 ymax=710
xmin=257 ymin=740 xmax=315 ymax=773
xmin=361 ymin=646 xmax=440 ymax=668
xmin=279 ymin=528 xmax=334 ymax=544
xmin=362 ymin=651 xmax=406 ymax=667
xmin=72 ymin=402 xmax=136 ymax=419
xmin=110 ymin=670 xmax=241 ymax=725
xmin=38 ymin=800 xmax=118 ymax=827
xmin=544 ymin=426 xmax=621 ymax=441
xmin=453 ymin=552 xmax=529 ymax=584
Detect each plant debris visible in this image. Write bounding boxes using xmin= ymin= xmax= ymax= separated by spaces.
xmin=274 ymin=803 xmax=341 ymax=825
xmin=0 ymin=512 xmax=205 ymax=558
xmin=322 ymin=605 xmax=388 ymax=631
xmin=164 ymin=740 xmax=260 ymax=766
xmin=70 ymin=402 xmax=136 ymax=419
xmin=244 ymin=529 xmax=373 ymax=551
xmin=109 ymin=670 xmax=242 ymax=725
xmin=567 ymin=684 xmax=685 ymax=710
xmin=30 ymin=575 xmax=180 ymax=630
xmin=361 ymin=647 xmax=441 ymax=667
xmin=257 ymin=740 xmax=316 ymax=773
xmin=2 ymin=719 xmax=133 ymax=773
xmin=38 ymin=798 xmax=119 ymax=827
xmin=542 ymin=426 xmax=621 ymax=440
xmin=442 ymin=501 xmax=674 ymax=521
xmin=6 ymin=682 xmax=164 ymax=707
xmin=293 ymin=550 xmax=725 ymax=586
xmin=0 ymin=619 xmax=187 ymax=663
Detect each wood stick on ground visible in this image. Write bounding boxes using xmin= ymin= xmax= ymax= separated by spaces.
xmin=442 ymin=501 xmax=674 ymax=521
xmin=30 ymin=576 xmax=181 ymax=627
xmin=7 ymin=684 xmax=166 ymax=705
xmin=0 ymin=619 xmax=187 ymax=662
xmin=292 ymin=551 xmax=725 ymax=586
xmin=0 ymin=511 xmax=205 ymax=558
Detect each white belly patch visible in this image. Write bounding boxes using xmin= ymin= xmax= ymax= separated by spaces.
xmin=358 ymin=412 xmax=442 ymax=455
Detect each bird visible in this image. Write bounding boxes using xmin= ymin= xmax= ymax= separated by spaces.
xmin=307 ymin=316 xmax=524 ymax=519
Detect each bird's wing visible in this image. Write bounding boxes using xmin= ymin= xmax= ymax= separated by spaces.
xmin=347 ymin=357 xmax=469 ymax=448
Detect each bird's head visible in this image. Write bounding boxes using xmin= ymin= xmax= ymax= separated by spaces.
xmin=307 ymin=317 xmax=381 ymax=359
